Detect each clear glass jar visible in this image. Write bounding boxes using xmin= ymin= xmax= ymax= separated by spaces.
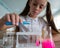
xmin=0 ymin=31 xmax=4 ymax=48
xmin=3 ymin=31 xmax=15 ymax=48
xmin=42 ymin=26 xmax=55 ymax=48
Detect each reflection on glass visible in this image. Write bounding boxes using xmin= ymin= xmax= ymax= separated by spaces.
xmin=3 ymin=32 xmax=15 ymax=48
xmin=16 ymin=32 xmax=42 ymax=48
xmin=0 ymin=31 xmax=3 ymax=48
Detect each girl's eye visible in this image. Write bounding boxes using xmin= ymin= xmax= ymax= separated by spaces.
xmin=39 ymin=5 xmax=44 ymax=9
xmin=33 ymin=3 xmax=37 ymax=6
xmin=39 ymin=6 xmax=43 ymax=9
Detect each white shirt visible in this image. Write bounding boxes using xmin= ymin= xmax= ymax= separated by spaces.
xmin=19 ymin=15 xmax=47 ymax=34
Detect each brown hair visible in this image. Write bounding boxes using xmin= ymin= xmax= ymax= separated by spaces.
xmin=46 ymin=2 xmax=59 ymax=33
xmin=19 ymin=0 xmax=30 ymax=16
xmin=15 ymin=0 xmax=59 ymax=33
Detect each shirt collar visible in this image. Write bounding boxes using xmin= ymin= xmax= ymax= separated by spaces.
xmin=27 ymin=15 xmax=39 ymax=22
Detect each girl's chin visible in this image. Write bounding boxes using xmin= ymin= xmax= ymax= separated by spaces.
xmin=33 ymin=12 xmax=38 ymax=16
xmin=30 ymin=12 xmax=38 ymax=17
xmin=32 ymin=13 xmax=38 ymax=16
xmin=33 ymin=14 xmax=38 ymax=16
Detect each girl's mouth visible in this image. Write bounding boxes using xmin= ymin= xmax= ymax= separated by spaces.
xmin=33 ymin=11 xmax=39 ymax=14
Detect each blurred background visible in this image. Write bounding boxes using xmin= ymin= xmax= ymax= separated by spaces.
xmin=0 ymin=0 xmax=60 ymax=30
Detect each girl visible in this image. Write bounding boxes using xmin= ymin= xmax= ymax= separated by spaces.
xmin=0 ymin=0 xmax=59 ymax=33
xmin=0 ymin=0 xmax=59 ymax=47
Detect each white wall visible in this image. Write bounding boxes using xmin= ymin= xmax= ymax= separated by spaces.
xmin=2 ymin=0 xmax=27 ymax=14
xmin=54 ymin=13 xmax=60 ymax=29
xmin=0 ymin=4 xmax=9 ymax=18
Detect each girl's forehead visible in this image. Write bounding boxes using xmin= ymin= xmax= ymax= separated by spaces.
xmin=32 ymin=0 xmax=47 ymax=4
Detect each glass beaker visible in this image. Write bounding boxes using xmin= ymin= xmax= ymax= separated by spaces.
xmin=16 ymin=32 xmax=42 ymax=48
xmin=0 ymin=31 xmax=4 ymax=48
xmin=42 ymin=26 xmax=55 ymax=48
xmin=3 ymin=32 xmax=15 ymax=48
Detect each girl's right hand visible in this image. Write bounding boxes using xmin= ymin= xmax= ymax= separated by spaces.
xmin=1 ymin=13 xmax=22 ymax=26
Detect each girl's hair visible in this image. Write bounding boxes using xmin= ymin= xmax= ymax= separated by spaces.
xmin=16 ymin=0 xmax=59 ymax=33
xmin=46 ymin=2 xmax=59 ymax=33
xmin=19 ymin=0 xmax=30 ymax=16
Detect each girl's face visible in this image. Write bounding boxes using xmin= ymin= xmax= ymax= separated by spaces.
xmin=29 ymin=0 xmax=47 ymax=17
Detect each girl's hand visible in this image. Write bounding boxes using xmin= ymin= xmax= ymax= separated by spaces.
xmin=0 ymin=13 xmax=22 ymax=30
xmin=1 ymin=13 xmax=22 ymax=26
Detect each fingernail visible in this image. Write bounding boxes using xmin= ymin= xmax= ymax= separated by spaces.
xmin=16 ymin=23 xmax=18 ymax=25
xmin=13 ymin=22 xmax=15 ymax=25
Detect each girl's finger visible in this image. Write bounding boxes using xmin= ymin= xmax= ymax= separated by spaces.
xmin=7 ymin=14 xmax=11 ymax=22
xmin=10 ymin=14 xmax=15 ymax=25
xmin=14 ymin=13 xmax=19 ymax=25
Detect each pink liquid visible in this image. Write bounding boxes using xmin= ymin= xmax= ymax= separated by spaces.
xmin=42 ymin=39 xmax=55 ymax=48
xmin=36 ymin=40 xmax=40 ymax=46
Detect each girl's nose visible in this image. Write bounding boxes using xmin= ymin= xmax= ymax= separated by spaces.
xmin=35 ymin=5 xmax=40 ymax=10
